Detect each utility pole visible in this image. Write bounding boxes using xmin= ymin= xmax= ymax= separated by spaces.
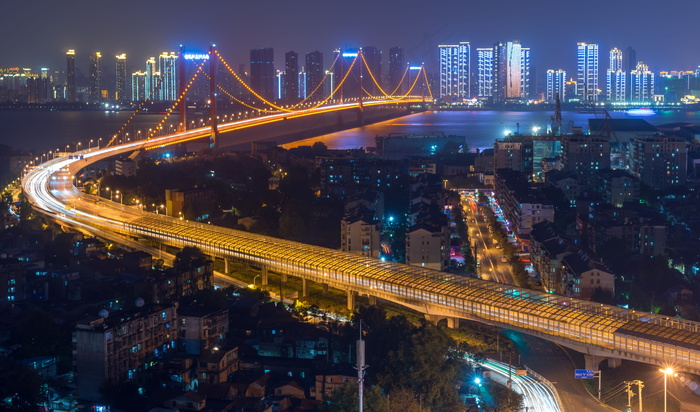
xmin=356 ymin=320 xmax=369 ymax=412
xmin=636 ymin=380 xmax=644 ymax=412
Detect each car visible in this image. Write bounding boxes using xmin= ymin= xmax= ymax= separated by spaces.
xmin=501 ymin=256 xmax=508 ymax=263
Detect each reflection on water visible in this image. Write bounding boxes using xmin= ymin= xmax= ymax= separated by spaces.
xmin=282 ymin=110 xmax=700 ymax=151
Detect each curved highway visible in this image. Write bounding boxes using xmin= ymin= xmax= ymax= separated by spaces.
xmin=21 ymin=99 xmax=700 ymax=377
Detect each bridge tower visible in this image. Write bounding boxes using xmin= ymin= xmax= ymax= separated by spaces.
xmin=178 ymin=45 xmax=187 ymax=132
xmin=357 ymin=49 xmax=364 ymax=126
xmin=209 ymin=44 xmax=219 ymax=149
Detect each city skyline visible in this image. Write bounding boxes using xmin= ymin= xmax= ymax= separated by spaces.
xmin=2 ymin=0 xmax=699 ymax=76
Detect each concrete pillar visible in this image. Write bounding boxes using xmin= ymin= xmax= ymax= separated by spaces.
xmin=607 ymin=357 xmax=622 ymax=369
xmin=281 ymin=272 xmax=287 ymax=282
xmin=261 ymin=266 xmax=268 ymax=286
xmin=347 ymin=290 xmax=357 ymax=311
xmin=368 ymin=295 xmax=377 ymax=305
xmin=584 ymin=355 xmax=604 ymax=371
xmin=223 ymin=258 xmax=229 ymax=274
xmin=322 ymin=283 xmax=329 ymax=294
xmin=302 ymin=278 xmax=310 ymax=297
xmin=446 ymin=317 xmax=459 ymax=329
xmin=424 ymin=314 xmax=444 ymax=325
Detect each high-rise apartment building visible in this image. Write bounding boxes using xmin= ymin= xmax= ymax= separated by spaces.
xmin=89 ymin=52 xmax=102 ymax=103
xmin=438 ymin=42 xmax=470 ymax=101
xmin=283 ymin=51 xmax=298 ymax=101
xmin=131 ymin=71 xmax=147 ymax=101
xmin=630 ymin=62 xmax=654 ymax=102
xmin=362 ymin=46 xmax=382 ymax=96
xmin=305 ymin=51 xmax=323 ymax=100
xmin=577 ymin=42 xmax=599 ymax=101
xmin=630 ymin=134 xmax=686 ymax=189
xmin=388 ymin=47 xmax=405 ymax=95
xmin=546 ymin=69 xmax=566 ymax=102
xmin=606 ymin=48 xmax=626 ymax=101
xmin=66 ymin=49 xmax=76 ymax=102
xmin=250 ymin=48 xmax=275 ymax=102
xmin=332 ymin=49 xmax=360 ymax=101
xmin=115 ymin=54 xmax=127 ymax=102
xmin=298 ymin=67 xmax=306 ymax=99
xmin=479 ymin=41 xmax=529 ymax=101
xmin=145 ymin=57 xmax=158 ymax=100
xmin=477 ymin=48 xmax=494 ymax=98
xmin=158 ymin=52 xmax=178 ymax=101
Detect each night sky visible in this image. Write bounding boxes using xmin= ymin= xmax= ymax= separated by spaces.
xmin=3 ymin=0 xmax=699 ymax=76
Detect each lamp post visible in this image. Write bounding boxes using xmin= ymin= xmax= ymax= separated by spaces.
xmin=115 ymin=190 xmax=121 ymax=205
xmin=105 ymin=187 xmax=112 ymax=201
xmin=660 ymin=367 xmax=675 ymax=412
xmin=253 ymin=274 xmax=260 ymax=288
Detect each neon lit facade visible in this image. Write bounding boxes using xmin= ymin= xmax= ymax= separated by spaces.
xmin=439 ymin=42 xmax=470 ymax=100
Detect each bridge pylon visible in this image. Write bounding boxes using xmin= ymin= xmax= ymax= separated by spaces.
xmin=178 ymin=45 xmax=187 ymax=132
xmin=209 ymin=44 xmax=219 ymax=149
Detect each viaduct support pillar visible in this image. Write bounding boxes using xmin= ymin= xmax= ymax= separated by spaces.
xmin=302 ymin=278 xmax=310 ymax=297
xmin=368 ymin=295 xmax=377 ymax=305
xmin=261 ymin=266 xmax=268 ymax=286
xmin=446 ymin=317 xmax=459 ymax=329
xmin=584 ymin=355 xmax=604 ymax=371
xmin=607 ymin=357 xmax=622 ymax=369
xmin=424 ymin=314 xmax=443 ymax=325
xmin=321 ymin=283 xmax=329 ymax=294
xmin=223 ymin=258 xmax=229 ymax=274
xmin=347 ymin=290 xmax=357 ymax=311
xmin=281 ymin=272 xmax=287 ymax=282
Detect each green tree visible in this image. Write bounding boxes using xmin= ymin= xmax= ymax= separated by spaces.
xmin=387 ymin=388 xmax=422 ymax=412
xmin=279 ymin=199 xmax=310 ymax=241
xmin=319 ymin=382 xmax=388 ymax=412
xmin=173 ymin=246 xmax=208 ymax=272
xmin=487 ymin=381 xmax=524 ymax=412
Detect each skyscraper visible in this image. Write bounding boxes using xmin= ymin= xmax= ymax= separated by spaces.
xmin=145 ymin=57 xmax=158 ymax=100
xmin=630 ymin=62 xmax=654 ymax=102
xmin=362 ymin=46 xmax=382 ymax=96
xmin=477 ymin=48 xmax=493 ymax=98
xmin=625 ymin=46 xmax=637 ymax=101
xmin=250 ymin=48 xmax=275 ymax=101
xmin=332 ymin=49 xmax=360 ymax=101
xmin=158 ymin=52 xmax=178 ymax=101
xmin=492 ymin=41 xmax=527 ymax=101
xmin=577 ymin=42 xmax=599 ymax=101
xmin=66 ymin=50 xmax=76 ymax=102
xmin=546 ymin=69 xmax=566 ymax=102
xmin=438 ymin=42 xmax=470 ymax=100
xmin=305 ymin=51 xmax=323 ymax=99
xmin=115 ymin=54 xmax=127 ymax=102
xmin=606 ymin=48 xmax=626 ymax=102
xmin=131 ymin=71 xmax=147 ymax=101
xmin=89 ymin=52 xmax=102 ymax=103
xmin=298 ymin=67 xmax=306 ymax=99
xmin=283 ymin=51 xmax=298 ymax=101
xmin=388 ymin=47 xmax=405 ymax=95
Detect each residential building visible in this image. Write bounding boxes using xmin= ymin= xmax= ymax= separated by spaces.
xmin=606 ymin=48 xmax=626 ymax=102
xmin=131 ymin=71 xmax=147 ymax=101
xmin=592 ymin=168 xmax=640 ymax=207
xmin=315 ymin=375 xmax=358 ymax=400
xmin=362 ymin=46 xmax=382 ymax=96
xmin=73 ymin=304 xmax=178 ymax=401
xmin=388 ymin=46 xmax=405 ymax=95
xmin=561 ymin=134 xmax=611 ymax=185
xmin=630 ymin=62 xmax=655 ymax=102
xmin=561 ymin=250 xmax=615 ymax=300
xmin=250 ymin=48 xmax=275 ymax=101
xmin=629 ymin=134 xmax=686 ymax=189
xmin=340 ymin=207 xmax=380 ymax=258
xmin=66 ymin=49 xmax=76 ymax=102
xmin=477 ymin=48 xmax=494 ymax=98
xmin=115 ymin=54 xmax=127 ymax=101
xmin=196 ymin=347 xmax=239 ymax=385
xmin=283 ymin=51 xmax=298 ymax=101
xmin=158 ymin=52 xmax=178 ymax=101
xmin=494 ymin=169 xmax=554 ymax=235
xmin=178 ymin=306 xmax=229 ymax=355
xmin=88 ymin=52 xmax=101 ymax=103
xmin=145 ymin=57 xmax=158 ymax=100
xmin=546 ymin=69 xmax=566 ymax=102
xmin=438 ymin=43 xmax=470 ymax=101
xmin=577 ymin=42 xmax=599 ymax=101
xmin=305 ymin=51 xmax=323 ymax=99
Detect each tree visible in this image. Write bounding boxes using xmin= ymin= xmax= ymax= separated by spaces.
xmin=387 ymin=388 xmax=422 ymax=412
xmin=319 ymin=382 xmax=388 ymax=412
xmin=279 ymin=199 xmax=310 ymax=241
xmin=487 ymin=381 xmax=523 ymax=412
xmin=173 ymin=246 xmax=208 ymax=272
xmin=0 ymin=359 xmax=42 ymax=412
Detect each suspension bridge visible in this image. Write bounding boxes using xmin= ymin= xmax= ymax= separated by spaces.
xmin=20 ymin=46 xmax=700 ymax=376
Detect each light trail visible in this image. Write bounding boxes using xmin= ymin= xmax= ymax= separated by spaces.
xmin=481 ymin=358 xmax=562 ymax=412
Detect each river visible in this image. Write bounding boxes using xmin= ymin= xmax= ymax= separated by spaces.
xmin=1 ymin=109 xmax=699 ymax=154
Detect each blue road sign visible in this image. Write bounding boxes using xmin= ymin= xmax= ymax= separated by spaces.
xmin=574 ymin=369 xmax=595 ymax=379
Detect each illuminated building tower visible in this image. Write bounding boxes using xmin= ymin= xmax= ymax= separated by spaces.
xmin=492 ymin=41 xmax=526 ymax=101
xmin=115 ymin=54 xmax=127 ymax=102
xmin=388 ymin=46 xmax=405 ymax=95
xmin=477 ymin=48 xmax=493 ymax=98
xmin=362 ymin=46 xmax=382 ymax=96
xmin=298 ymin=67 xmax=306 ymax=99
xmin=521 ymin=47 xmax=531 ymax=98
xmin=439 ymin=42 xmax=470 ymax=101
xmin=305 ymin=51 xmax=323 ymax=100
xmin=250 ymin=48 xmax=275 ymax=102
xmin=546 ymin=69 xmax=566 ymax=102
xmin=66 ymin=49 xmax=76 ymax=102
xmin=630 ymin=62 xmax=654 ymax=102
xmin=145 ymin=57 xmax=158 ymax=100
xmin=606 ymin=48 xmax=626 ymax=102
xmin=283 ymin=51 xmax=298 ymax=101
xmin=332 ymin=49 xmax=360 ymax=101
xmin=131 ymin=71 xmax=147 ymax=101
xmin=577 ymin=42 xmax=599 ymax=101
xmin=626 ymin=46 xmax=637 ymax=101
xmin=565 ymin=78 xmax=578 ymax=102
xmin=89 ymin=52 xmax=102 ymax=103
xmin=158 ymin=52 xmax=178 ymax=101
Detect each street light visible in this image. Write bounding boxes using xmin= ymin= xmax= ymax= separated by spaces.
xmin=115 ymin=190 xmax=121 ymax=205
xmin=660 ymin=367 xmax=675 ymax=412
xmin=250 ymin=274 xmax=260 ymax=288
